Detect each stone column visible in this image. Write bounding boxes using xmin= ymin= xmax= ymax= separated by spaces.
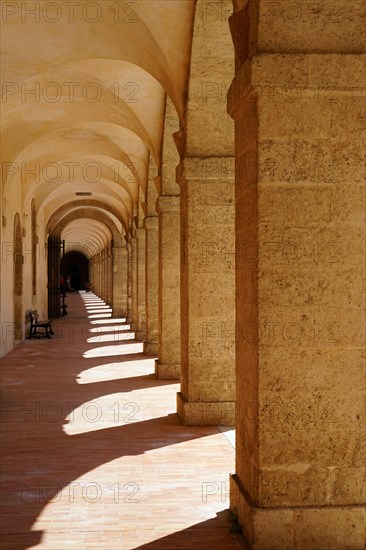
xmin=155 ymin=195 xmax=181 ymax=379
xmin=112 ymin=243 xmax=128 ymax=318
xmin=131 ymin=236 xmax=138 ymax=328
xmin=100 ymin=249 xmax=104 ymax=300
xmin=126 ymin=241 xmax=133 ymax=324
xmin=94 ymin=256 xmax=98 ymax=295
xmin=144 ymin=215 xmax=159 ymax=355
xmin=103 ymin=248 xmax=108 ymax=303
xmin=95 ymin=253 xmax=101 ymax=296
xmin=228 ymin=2 xmax=366 ymax=548
xmin=89 ymin=257 xmax=94 ymax=291
xmin=177 ymin=158 xmax=235 ymax=426
xmin=135 ymin=227 xmax=146 ymax=341
xmin=98 ymin=254 xmax=102 ymax=297
xmin=106 ymin=244 xmax=112 ymax=306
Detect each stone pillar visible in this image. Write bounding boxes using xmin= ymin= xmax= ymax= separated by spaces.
xmin=95 ymin=254 xmax=101 ymax=296
xmin=131 ymin=236 xmax=138 ymax=328
xmin=177 ymin=158 xmax=235 ymax=426
xmin=95 ymin=259 xmax=98 ymax=294
xmin=89 ymin=257 xmax=94 ymax=291
xmin=155 ymin=195 xmax=181 ymax=379
xmin=229 ymin=2 xmax=366 ymax=548
xmin=100 ymin=249 xmax=105 ymax=301
xmin=112 ymin=243 xmax=127 ymax=318
xmin=144 ymin=215 xmax=159 ymax=355
xmin=106 ymin=244 xmax=112 ymax=306
xmin=104 ymin=248 xmax=108 ymax=302
xmin=126 ymin=241 xmax=133 ymax=324
xmin=98 ymin=254 xmax=102 ymax=297
xmin=135 ymin=227 xmax=146 ymax=341
xmin=106 ymin=247 xmax=110 ymax=303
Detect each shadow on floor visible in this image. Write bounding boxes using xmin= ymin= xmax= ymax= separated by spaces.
xmin=135 ymin=511 xmax=248 ymax=549
xmin=1 ymin=293 xmax=242 ymax=549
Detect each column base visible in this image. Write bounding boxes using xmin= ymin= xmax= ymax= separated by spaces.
xmin=144 ymin=341 xmax=158 ymax=355
xmin=230 ymin=474 xmax=366 ymax=550
xmin=155 ymin=360 xmax=180 ymax=380
xmin=177 ymin=392 xmax=235 ymax=426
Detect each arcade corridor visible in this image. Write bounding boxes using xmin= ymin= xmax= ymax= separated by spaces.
xmin=0 ymin=292 xmax=246 ymax=549
xmin=1 ymin=1 xmax=365 ymax=548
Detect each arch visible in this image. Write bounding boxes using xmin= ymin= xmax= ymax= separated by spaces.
xmin=186 ymin=0 xmax=234 ymax=156
xmin=1 ymin=2 xmax=196 ymax=117
xmin=36 ymin=179 xmax=132 ymax=230
xmin=52 ymin=208 xmax=121 ymax=243
xmin=47 ymin=200 xmax=126 ymax=236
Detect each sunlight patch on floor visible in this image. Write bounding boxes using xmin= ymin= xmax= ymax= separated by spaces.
xmin=86 ymin=333 xmax=135 ymax=344
xmin=63 ymin=385 xmax=179 ymax=435
xmin=218 ymin=427 xmax=236 ymax=448
xmin=89 ymin=324 xmax=131 ymax=333
xmin=90 ymin=318 xmax=127 ymax=325
xmin=77 ymin=358 xmax=157 ymax=383
xmin=86 ymin=309 xmax=112 ymax=314
xmin=83 ymin=342 xmax=144 ymax=358
xmin=87 ymin=313 xmax=112 ymax=319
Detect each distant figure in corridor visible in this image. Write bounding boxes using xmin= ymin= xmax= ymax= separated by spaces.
xmin=66 ymin=276 xmax=73 ymax=291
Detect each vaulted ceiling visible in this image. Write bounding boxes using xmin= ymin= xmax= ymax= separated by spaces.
xmin=1 ymin=0 xmax=196 ymax=254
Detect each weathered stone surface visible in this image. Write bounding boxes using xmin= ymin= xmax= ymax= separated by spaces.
xmin=230 ymin=1 xmax=366 ymax=546
xmin=179 ymin=157 xmax=236 ymax=423
xmin=156 ymin=194 xmax=181 ymax=380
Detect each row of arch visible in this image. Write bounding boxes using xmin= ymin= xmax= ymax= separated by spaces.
xmin=1 ymin=0 xmax=233 ymax=350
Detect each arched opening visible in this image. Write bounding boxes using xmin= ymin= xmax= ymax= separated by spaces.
xmin=13 ymin=213 xmax=23 ymax=341
xmin=61 ymin=252 xmax=89 ymax=291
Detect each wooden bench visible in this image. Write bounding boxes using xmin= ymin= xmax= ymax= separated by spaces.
xmin=28 ymin=310 xmax=54 ymax=339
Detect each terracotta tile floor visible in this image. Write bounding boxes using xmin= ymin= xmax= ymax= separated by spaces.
xmin=0 ymin=292 xmax=248 ymax=549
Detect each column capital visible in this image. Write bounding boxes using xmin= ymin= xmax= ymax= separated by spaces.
xmin=156 ymin=195 xmax=180 ymax=214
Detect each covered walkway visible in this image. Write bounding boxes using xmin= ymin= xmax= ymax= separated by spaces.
xmin=0 ymin=292 xmax=246 ymax=549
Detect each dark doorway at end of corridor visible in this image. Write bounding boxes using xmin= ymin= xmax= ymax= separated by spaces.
xmin=61 ymin=251 xmax=89 ymax=291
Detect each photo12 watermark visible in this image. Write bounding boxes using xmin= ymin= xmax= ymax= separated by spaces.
xmin=1 ymin=480 xmax=140 ymax=504
xmin=1 ymin=400 xmax=140 ymax=424
xmin=1 ymin=80 xmax=139 ymax=104
xmin=1 ymin=2 xmax=140 ymax=24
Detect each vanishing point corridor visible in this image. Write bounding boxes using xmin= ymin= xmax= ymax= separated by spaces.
xmin=0 ymin=292 xmax=246 ymax=549
xmin=1 ymin=1 xmax=365 ymax=548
